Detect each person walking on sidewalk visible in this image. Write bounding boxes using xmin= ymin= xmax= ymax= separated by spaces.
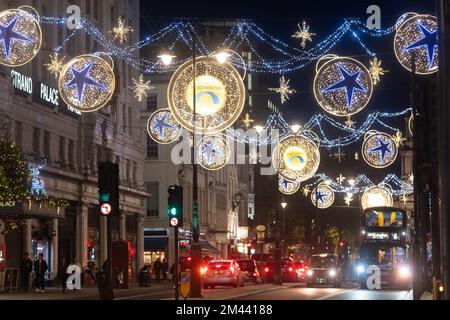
xmin=162 ymin=259 xmax=169 ymax=281
xmin=20 ymin=253 xmax=33 ymax=292
xmin=58 ymin=258 xmax=69 ymax=293
xmin=153 ymin=258 xmax=162 ymax=283
xmin=34 ymin=253 xmax=48 ymax=292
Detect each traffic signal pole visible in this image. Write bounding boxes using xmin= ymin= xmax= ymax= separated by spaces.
xmin=174 ymin=226 xmax=179 ymax=300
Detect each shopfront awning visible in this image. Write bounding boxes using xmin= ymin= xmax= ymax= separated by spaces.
xmin=199 ymin=240 xmax=219 ymax=253
xmin=144 ymin=237 xmax=168 ymax=251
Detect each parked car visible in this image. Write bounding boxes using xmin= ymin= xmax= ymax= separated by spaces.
xmin=306 ymin=254 xmax=343 ymax=288
xmin=202 ymin=260 xmax=245 ymax=289
xmin=282 ymin=260 xmax=308 ymax=282
xmin=236 ymin=259 xmax=261 ymax=284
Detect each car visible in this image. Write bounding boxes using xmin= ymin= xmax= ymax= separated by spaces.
xmin=306 ymin=254 xmax=343 ymax=288
xmin=236 ymin=259 xmax=261 ymax=284
xmin=202 ymin=260 xmax=245 ymax=289
xmin=282 ymin=260 xmax=300 ymax=282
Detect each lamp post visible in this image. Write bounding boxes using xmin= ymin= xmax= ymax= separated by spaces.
xmin=281 ymin=199 xmax=287 ymax=256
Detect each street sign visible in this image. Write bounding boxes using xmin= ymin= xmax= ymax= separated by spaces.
xmin=170 ymin=217 xmax=179 ymax=227
xmin=100 ymin=203 xmax=112 ymax=216
xmin=180 ymin=271 xmax=191 ymax=300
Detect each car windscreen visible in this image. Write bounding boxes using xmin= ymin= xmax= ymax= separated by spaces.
xmin=309 ymin=256 xmax=336 ymax=268
xmin=208 ymin=262 xmax=231 ymax=270
xmin=237 ymin=260 xmax=255 ymax=272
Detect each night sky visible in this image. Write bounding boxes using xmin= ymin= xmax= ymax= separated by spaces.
xmin=140 ymin=1 xmax=436 ymax=238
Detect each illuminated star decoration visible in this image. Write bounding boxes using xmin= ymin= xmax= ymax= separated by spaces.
xmin=393 ymin=131 xmax=406 ymax=147
xmin=330 ymin=146 xmax=346 ymax=163
xmin=344 ymin=193 xmax=353 ymax=206
xmin=269 ymin=76 xmax=296 ymax=104
xmin=302 ymin=186 xmax=311 ymax=197
xmin=44 ymin=53 xmax=65 ymax=79
xmin=336 ymin=174 xmax=346 ymax=185
xmin=281 ymin=177 xmax=295 ymax=190
xmin=0 ymin=16 xmax=33 ymax=60
xmin=401 ymin=194 xmax=409 ymax=205
xmin=369 ymin=138 xmax=393 ymax=162
xmin=242 ymin=113 xmax=254 ymax=129
xmin=369 ymin=57 xmax=388 ymax=85
xmin=131 ymin=74 xmax=154 ymax=102
xmin=292 ymin=21 xmax=316 ymax=49
xmin=65 ymin=63 xmax=108 ymax=102
xmin=202 ymin=140 xmax=224 ymax=165
xmin=403 ymin=23 xmax=438 ymax=68
xmin=322 ymin=64 xmax=366 ymax=107
xmin=153 ymin=113 xmax=175 ymax=139
xmin=315 ymin=190 xmax=327 ymax=204
xmin=110 ymin=16 xmax=133 ymax=44
xmin=345 ymin=116 xmax=356 ymax=128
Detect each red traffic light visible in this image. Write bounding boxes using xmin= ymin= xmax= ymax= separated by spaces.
xmin=339 ymin=241 xmax=344 ymax=247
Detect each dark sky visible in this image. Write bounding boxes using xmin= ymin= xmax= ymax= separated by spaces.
xmin=140 ymin=1 xmax=435 ymax=237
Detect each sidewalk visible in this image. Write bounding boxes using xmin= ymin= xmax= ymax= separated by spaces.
xmin=0 ymin=283 xmax=172 ymax=300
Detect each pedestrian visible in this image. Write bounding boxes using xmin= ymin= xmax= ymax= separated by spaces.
xmin=20 ymin=253 xmax=33 ymax=292
xmin=34 ymin=253 xmax=48 ymax=292
xmin=58 ymin=258 xmax=69 ymax=293
xmin=169 ymin=263 xmax=175 ymax=282
xmin=162 ymin=259 xmax=169 ymax=281
xmin=153 ymin=258 xmax=162 ymax=283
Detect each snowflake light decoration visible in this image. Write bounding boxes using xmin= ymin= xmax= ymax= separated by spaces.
xmin=393 ymin=130 xmax=406 ymax=147
xmin=131 ymin=74 xmax=154 ymax=102
xmin=302 ymin=186 xmax=311 ymax=197
xmin=45 ymin=52 xmax=65 ymax=79
xmin=336 ymin=174 xmax=346 ymax=185
xmin=242 ymin=113 xmax=254 ymax=129
xmin=269 ymin=76 xmax=296 ymax=104
xmin=110 ymin=16 xmax=133 ymax=44
xmin=344 ymin=193 xmax=353 ymax=206
xmin=292 ymin=21 xmax=316 ymax=49
xmin=369 ymin=57 xmax=388 ymax=85
xmin=345 ymin=116 xmax=356 ymax=128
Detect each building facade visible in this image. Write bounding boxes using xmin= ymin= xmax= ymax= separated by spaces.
xmin=0 ymin=0 xmax=146 ymax=285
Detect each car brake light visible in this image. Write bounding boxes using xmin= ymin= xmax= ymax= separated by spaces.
xmin=253 ymin=273 xmax=257 ymax=276
xmin=264 ymin=267 xmax=269 ymax=273
xmin=289 ymin=267 xmax=293 ymax=272
xmin=299 ymin=268 xmax=305 ymax=272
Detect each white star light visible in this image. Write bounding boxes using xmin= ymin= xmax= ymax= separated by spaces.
xmin=110 ymin=16 xmax=133 ymax=44
xmin=344 ymin=193 xmax=354 ymax=206
xmin=269 ymin=76 xmax=296 ymax=104
xmin=345 ymin=116 xmax=356 ymax=128
xmin=131 ymin=74 xmax=154 ymax=102
xmin=336 ymin=174 xmax=346 ymax=185
xmin=292 ymin=21 xmax=316 ymax=49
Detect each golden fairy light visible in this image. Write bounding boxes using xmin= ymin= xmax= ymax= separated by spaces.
xmin=45 ymin=53 xmax=65 ymax=79
xmin=369 ymin=57 xmax=388 ymax=85
xmin=292 ymin=21 xmax=316 ymax=49
xmin=393 ymin=130 xmax=406 ymax=147
xmin=242 ymin=113 xmax=255 ymax=129
xmin=269 ymin=75 xmax=296 ymax=104
xmin=131 ymin=74 xmax=154 ymax=102
xmin=110 ymin=16 xmax=133 ymax=44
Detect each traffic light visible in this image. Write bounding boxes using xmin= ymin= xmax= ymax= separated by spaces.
xmin=168 ymin=185 xmax=183 ymax=227
xmin=339 ymin=240 xmax=344 ymax=247
xmin=98 ymin=162 xmax=119 ymax=217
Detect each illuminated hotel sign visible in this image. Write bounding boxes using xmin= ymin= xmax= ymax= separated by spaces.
xmin=10 ymin=70 xmax=81 ymax=116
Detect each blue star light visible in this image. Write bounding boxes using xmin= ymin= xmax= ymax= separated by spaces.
xmin=202 ymin=141 xmax=223 ymax=164
xmin=65 ymin=63 xmax=108 ymax=102
xmin=0 ymin=16 xmax=32 ymax=60
xmin=316 ymin=190 xmax=327 ymax=204
xmin=369 ymin=138 xmax=392 ymax=162
xmin=403 ymin=23 xmax=438 ymax=67
xmin=153 ymin=113 xmax=175 ymax=139
xmin=322 ymin=65 xmax=366 ymax=107
xmin=281 ymin=178 xmax=294 ymax=190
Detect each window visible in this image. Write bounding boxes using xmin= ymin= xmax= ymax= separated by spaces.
xmin=146 ymin=92 xmax=158 ymax=112
xmin=126 ymin=159 xmax=131 ymax=182
xmin=15 ymin=121 xmax=22 ymax=147
xmin=33 ymin=128 xmax=40 ymax=161
xmin=68 ymin=140 xmax=75 ymax=169
xmin=43 ymin=131 xmax=51 ymax=162
xmin=122 ymin=104 xmax=126 ymax=133
xmin=128 ymin=107 xmax=132 ymax=136
xmin=146 ymin=182 xmax=159 ymax=217
xmin=147 ymin=136 xmax=158 ymax=159
xmin=59 ymin=137 xmax=66 ymax=167
xmin=132 ymin=161 xmax=137 ymax=185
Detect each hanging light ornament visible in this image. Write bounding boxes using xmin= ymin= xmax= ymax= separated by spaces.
xmin=361 ymin=185 xmax=393 ymax=210
xmin=313 ymin=55 xmax=373 ymax=117
xmin=311 ymin=182 xmax=335 ymax=209
xmin=269 ymin=75 xmax=296 ymax=104
xmin=131 ymin=74 xmax=154 ymax=102
xmin=45 ymin=52 xmax=66 ymax=79
xmin=110 ymin=16 xmax=133 ymax=44
xmin=369 ymin=57 xmax=388 ymax=85
xmin=291 ymin=21 xmax=316 ymax=49
xmin=394 ymin=13 xmax=438 ymax=75
xmin=362 ymin=130 xmax=398 ymax=168
xmin=279 ymin=176 xmax=301 ymax=195
xmin=147 ymin=109 xmax=182 ymax=144
xmin=196 ymin=135 xmax=230 ymax=171
xmin=0 ymin=6 xmax=42 ymax=67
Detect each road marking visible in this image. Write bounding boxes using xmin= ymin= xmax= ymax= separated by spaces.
xmin=315 ymin=287 xmax=360 ymax=300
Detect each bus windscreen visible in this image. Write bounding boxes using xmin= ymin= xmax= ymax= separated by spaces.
xmin=365 ymin=210 xmax=404 ymax=227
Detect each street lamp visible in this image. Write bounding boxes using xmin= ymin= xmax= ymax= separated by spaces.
xmin=212 ymin=49 xmax=247 ymax=80
xmin=253 ymin=125 xmax=264 ymax=135
xmin=158 ymin=53 xmax=176 ymax=66
xmin=291 ymin=124 xmax=302 ymax=135
xmin=281 ymin=201 xmax=287 ymax=209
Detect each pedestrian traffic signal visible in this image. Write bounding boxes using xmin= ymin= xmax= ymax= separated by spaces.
xmin=168 ymin=185 xmax=183 ymax=227
xmin=98 ymin=162 xmax=119 ymax=217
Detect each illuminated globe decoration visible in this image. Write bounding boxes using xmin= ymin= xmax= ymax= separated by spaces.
xmin=279 ymin=176 xmax=301 ymax=195
xmin=58 ymin=53 xmax=115 ymax=113
xmin=147 ymin=109 xmax=182 ymax=144
xmin=0 ymin=7 xmax=42 ymax=67
xmin=197 ymin=135 xmax=230 ymax=171
xmin=273 ymin=135 xmax=320 ymax=182
xmin=362 ymin=131 xmax=398 ymax=168
xmin=311 ymin=183 xmax=335 ymax=209
xmin=168 ymin=56 xmax=245 ymax=135
xmin=394 ymin=13 xmax=438 ymax=75
xmin=313 ymin=56 xmax=373 ymax=117
xmin=408 ymin=114 xmax=414 ymax=137
xmin=361 ymin=185 xmax=393 ymax=210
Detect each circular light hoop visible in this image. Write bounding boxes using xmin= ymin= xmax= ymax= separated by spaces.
xmin=58 ymin=54 xmax=115 ymax=113
xmin=300 ymin=130 xmax=321 ymax=149
xmin=0 ymin=8 xmax=42 ymax=67
xmin=408 ymin=114 xmax=414 ymax=136
xmin=311 ymin=183 xmax=335 ymax=209
xmin=361 ymin=185 xmax=393 ymax=210
xmin=274 ymin=135 xmax=320 ymax=182
xmin=363 ymin=130 xmax=380 ymax=141
xmin=168 ymin=55 xmax=246 ymax=135
xmin=313 ymin=56 xmax=373 ymax=117
xmin=362 ymin=131 xmax=398 ymax=168
xmin=94 ymin=51 xmax=115 ymax=69
xmin=394 ymin=14 xmax=438 ymax=75
xmin=147 ymin=108 xmax=182 ymax=145
xmin=210 ymin=49 xmax=247 ymax=81
xmin=315 ymin=54 xmax=340 ymax=73
xmin=278 ymin=176 xmax=301 ymax=195
xmin=197 ymin=135 xmax=230 ymax=171
xmin=395 ymin=12 xmax=419 ymax=30
xmin=17 ymin=5 xmax=40 ymax=23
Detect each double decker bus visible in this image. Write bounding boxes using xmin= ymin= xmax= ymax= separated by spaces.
xmin=356 ymin=207 xmax=411 ymax=289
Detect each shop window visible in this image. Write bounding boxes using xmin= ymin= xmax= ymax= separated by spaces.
xmin=146 ymin=92 xmax=158 ymax=112
xmin=146 ymin=182 xmax=159 ymax=217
